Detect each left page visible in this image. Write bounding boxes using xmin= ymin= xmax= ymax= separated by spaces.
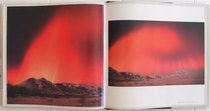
xmin=2 ymin=3 xmax=104 ymax=108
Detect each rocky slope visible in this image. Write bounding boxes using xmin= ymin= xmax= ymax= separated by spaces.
xmin=8 ymin=78 xmax=102 ymax=97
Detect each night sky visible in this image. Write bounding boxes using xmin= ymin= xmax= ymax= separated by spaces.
xmin=109 ymin=21 xmax=204 ymax=48
xmin=7 ymin=6 xmax=57 ymax=67
xmin=109 ymin=21 xmax=204 ymax=75
xmin=7 ymin=5 xmax=104 ymax=87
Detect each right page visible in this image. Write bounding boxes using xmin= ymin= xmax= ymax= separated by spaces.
xmin=106 ymin=2 xmax=208 ymax=109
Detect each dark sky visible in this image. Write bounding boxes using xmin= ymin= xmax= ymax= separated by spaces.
xmin=7 ymin=6 xmax=56 ymax=67
xmin=109 ymin=20 xmax=204 ymax=48
xmin=109 ymin=20 xmax=204 ymax=75
xmin=7 ymin=4 xmax=104 ymax=87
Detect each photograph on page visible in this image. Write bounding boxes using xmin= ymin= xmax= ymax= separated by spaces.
xmin=4 ymin=4 xmax=104 ymax=107
xmin=109 ymin=20 xmax=204 ymax=87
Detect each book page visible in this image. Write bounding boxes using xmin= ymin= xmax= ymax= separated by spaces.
xmin=2 ymin=3 xmax=105 ymax=109
xmin=106 ymin=2 xmax=208 ymax=109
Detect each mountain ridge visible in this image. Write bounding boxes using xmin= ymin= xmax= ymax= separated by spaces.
xmin=8 ymin=77 xmax=102 ymax=97
xmin=109 ymin=67 xmax=203 ymax=82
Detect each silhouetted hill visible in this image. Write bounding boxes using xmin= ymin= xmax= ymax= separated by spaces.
xmin=8 ymin=78 xmax=102 ymax=97
xmin=109 ymin=67 xmax=204 ymax=86
xmin=109 ymin=67 xmax=156 ymax=82
xmin=16 ymin=78 xmax=61 ymax=95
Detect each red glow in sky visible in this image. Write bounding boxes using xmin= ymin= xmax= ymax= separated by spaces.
xmin=109 ymin=23 xmax=204 ymax=76
xmin=8 ymin=5 xmax=104 ymax=87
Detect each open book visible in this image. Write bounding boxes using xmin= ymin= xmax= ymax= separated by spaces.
xmin=0 ymin=1 xmax=208 ymax=110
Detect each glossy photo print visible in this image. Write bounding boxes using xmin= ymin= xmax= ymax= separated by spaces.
xmin=109 ymin=20 xmax=204 ymax=87
xmin=6 ymin=4 xmax=104 ymax=107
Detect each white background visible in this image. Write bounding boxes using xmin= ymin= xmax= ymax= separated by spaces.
xmin=0 ymin=0 xmax=209 ymax=111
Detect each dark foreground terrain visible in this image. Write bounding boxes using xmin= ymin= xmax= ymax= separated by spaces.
xmin=7 ymin=78 xmax=102 ymax=107
xmin=8 ymin=96 xmax=101 ymax=107
xmin=109 ymin=67 xmax=204 ymax=87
